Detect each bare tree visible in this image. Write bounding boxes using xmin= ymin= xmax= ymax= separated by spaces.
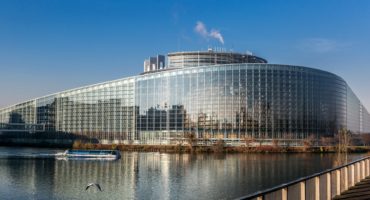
xmin=212 ymin=139 xmax=225 ymax=153
xmin=283 ymin=133 xmax=294 ymax=147
xmin=272 ymin=139 xmax=279 ymax=147
xmin=337 ymin=128 xmax=352 ymax=153
xmin=333 ymin=151 xmax=348 ymax=167
xmin=185 ymin=133 xmax=197 ymax=148
xmin=320 ymin=136 xmax=335 ymax=146
xmin=243 ymin=135 xmax=255 ymax=147
xmin=203 ymin=137 xmax=211 ymax=146
xmin=361 ymin=133 xmax=370 ymax=146
xmin=256 ymin=134 xmax=267 ymax=147
xmin=303 ymin=134 xmax=316 ymax=148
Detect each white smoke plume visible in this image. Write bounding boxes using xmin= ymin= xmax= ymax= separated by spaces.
xmin=194 ymin=21 xmax=224 ymax=44
xmin=209 ymin=29 xmax=224 ymax=44
xmin=195 ymin=21 xmax=208 ymax=37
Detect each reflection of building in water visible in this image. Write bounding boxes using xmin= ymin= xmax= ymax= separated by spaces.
xmin=0 ymin=152 xmax=366 ymax=199
xmin=1 ymin=159 xmax=57 ymax=199
xmin=1 ymin=49 xmax=370 ymax=145
xmin=134 ymin=153 xmax=191 ymax=200
xmin=52 ymin=155 xmax=138 ymax=199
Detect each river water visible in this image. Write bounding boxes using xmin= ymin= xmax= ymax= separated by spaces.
xmin=0 ymin=147 xmax=366 ymax=200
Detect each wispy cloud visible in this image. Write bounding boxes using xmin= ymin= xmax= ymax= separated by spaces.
xmin=209 ymin=30 xmax=224 ymax=44
xmin=194 ymin=21 xmax=224 ymax=44
xmin=195 ymin=21 xmax=208 ymax=37
xmin=300 ymin=38 xmax=350 ymax=53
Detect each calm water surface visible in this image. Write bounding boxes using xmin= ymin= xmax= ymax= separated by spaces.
xmin=0 ymin=147 xmax=366 ymax=200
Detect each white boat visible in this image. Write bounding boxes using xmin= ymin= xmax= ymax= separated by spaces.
xmin=57 ymin=149 xmax=121 ymax=160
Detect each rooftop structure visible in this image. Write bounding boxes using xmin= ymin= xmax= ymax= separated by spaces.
xmin=167 ymin=48 xmax=267 ymax=69
xmin=143 ymin=55 xmax=165 ymax=72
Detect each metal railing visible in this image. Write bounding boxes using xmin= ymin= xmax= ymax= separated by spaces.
xmin=237 ymin=156 xmax=370 ymax=200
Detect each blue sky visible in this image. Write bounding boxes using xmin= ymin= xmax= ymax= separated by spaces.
xmin=1 ymin=0 xmax=370 ymax=109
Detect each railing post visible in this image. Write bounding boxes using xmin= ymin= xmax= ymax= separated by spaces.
xmin=368 ymin=158 xmax=370 ymax=177
xmin=360 ymin=161 xmax=362 ymax=181
xmin=353 ymin=162 xmax=360 ymax=185
xmin=361 ymin=161 xmax=365 ymax=180
xmin=354 ymin=163 xmax=357 ymax=184
xmin=351 ymin=165 xmax=355 ymax=187
xmin=365 ymin=159 xmax=368 ymax=177
xmin=354 ymin=163 xmax=358 ymax=183
xmin=357 ymin=162 xmax=361 ymax=183
xmin=282 ymin=188 xmax=287 ymax=200
xmin=364 ymin=159 xmax=367 ymax=177
xmin=326 ymin=173 xmax=331 ymax=200
xmin=344 ymin=166 xmax=348 ymax=190
xmin=300 ymin=181 xmax=305 ymax=200
xmin=315 ymin=176 xmax=319 ymax=200
xmin=336 ymin=169 xmax=341 ymax=195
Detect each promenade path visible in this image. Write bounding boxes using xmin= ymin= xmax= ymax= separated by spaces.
xmin=334 ymin=176 xmax=370 ymax=200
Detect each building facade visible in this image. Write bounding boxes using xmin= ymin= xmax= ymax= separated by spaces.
xmin=1 ymin=50 xmax=369 ymax=144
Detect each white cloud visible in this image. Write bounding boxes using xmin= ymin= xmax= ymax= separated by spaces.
xmin=194 ymin=21 xmax=224 ymax=44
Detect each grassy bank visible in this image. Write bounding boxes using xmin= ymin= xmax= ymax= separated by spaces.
xmin=2 ymin=139 xmax=368 ymax=153
xmin=72 ymin=141 xmax=370 ymax=153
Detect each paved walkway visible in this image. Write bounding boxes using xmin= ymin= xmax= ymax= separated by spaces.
xmin=334 ymin=176 xmax=370 ymax=200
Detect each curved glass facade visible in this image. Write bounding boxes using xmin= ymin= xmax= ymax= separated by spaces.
xmin=1 ymin=64 xmax=369 ymax=144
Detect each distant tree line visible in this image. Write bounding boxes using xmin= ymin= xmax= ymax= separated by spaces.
xmin=182 ymin=128 xmax=370 ymax=150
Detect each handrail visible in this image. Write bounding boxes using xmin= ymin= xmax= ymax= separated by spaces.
xmin=236 ymin=155 xmax=370 ymax=200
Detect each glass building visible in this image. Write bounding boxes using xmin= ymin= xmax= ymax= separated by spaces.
xmin=1 ymin=50 xmax=369 ymax=144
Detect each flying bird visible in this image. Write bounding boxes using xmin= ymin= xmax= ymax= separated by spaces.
xmin=85 ymin=183 xmax=102 ymax=192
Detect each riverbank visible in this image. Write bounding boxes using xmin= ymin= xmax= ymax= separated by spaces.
xmin=2 ymin=139 xmax=370 ymax=153
xmin=72 ymin=142 xmax=370 ymax=153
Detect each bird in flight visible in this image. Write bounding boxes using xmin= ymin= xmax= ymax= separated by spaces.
xmin=85 ymin=183 xmax=102 ymax=192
